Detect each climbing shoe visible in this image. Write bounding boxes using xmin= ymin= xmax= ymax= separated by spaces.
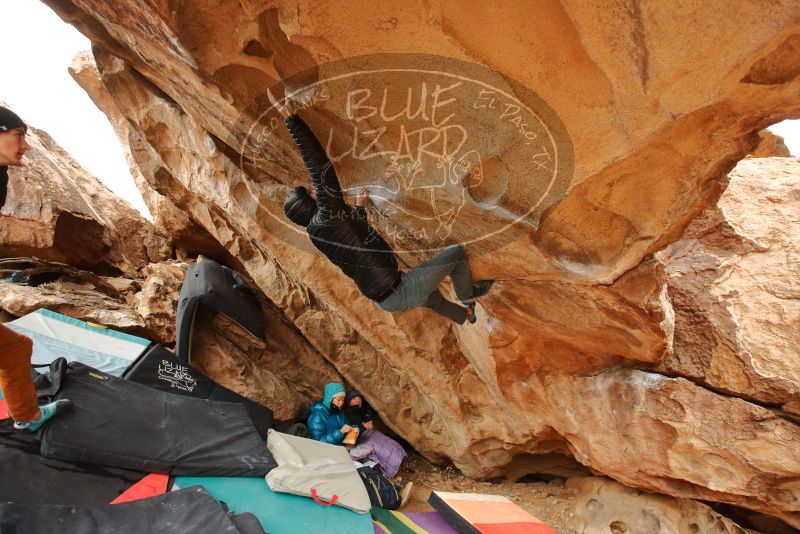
xmin=465 ymin=303 xmax=477 ymax=324
xmin=462 ymin=280 xmax=494 ymax=303
xmin=13 ymin=399 xmax=72 ymax=431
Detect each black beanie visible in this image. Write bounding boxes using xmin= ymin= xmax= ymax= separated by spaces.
xmin=0 ymin=107 xmax=27 ymax=133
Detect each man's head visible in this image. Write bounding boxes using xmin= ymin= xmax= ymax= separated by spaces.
xmin=0 ymin=107 xmax=29 ymax=166
xmin=283 ymin=186 xmax=317 ymax=227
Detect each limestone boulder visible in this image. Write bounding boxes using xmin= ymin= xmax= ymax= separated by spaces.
xmin=41 ymin=0 xmax=800 ymax=527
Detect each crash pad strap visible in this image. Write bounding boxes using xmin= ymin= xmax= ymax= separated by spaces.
xmin=311 ymin=487 xmax=339 ymax=507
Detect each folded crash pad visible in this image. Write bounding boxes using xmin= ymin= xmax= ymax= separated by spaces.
xmin=0 ymin=419 xmax=146 ymax=506
xmin=6 ymin=308 xmax=150 ymax=376
xmin=174 ymin=476 xmax=374 ymax=534
xmin=428 ymin=492 xmax=556 ymax=534
xmin=0 ymin=486 xmax=255 ymax=534
xmin=266 ymin=429 xmax=372 ymax=514
xmin=39 ymin=362 xmax=276 ymax=476
xmin=175 ymin=259 xmax=264 ymax=364
xmin=123 ymin=344 xmax=273 ymax=439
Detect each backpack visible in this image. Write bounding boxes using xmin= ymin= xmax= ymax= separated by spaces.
xmin=357 ymin=465 xmax=400 ymax=510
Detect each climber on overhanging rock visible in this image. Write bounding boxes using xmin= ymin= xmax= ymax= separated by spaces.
xmin=269 ymin=89 xmax=493 ymax=324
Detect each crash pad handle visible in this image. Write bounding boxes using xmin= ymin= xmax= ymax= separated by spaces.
xmin=310 ymin=488 xmax=338 ymax=507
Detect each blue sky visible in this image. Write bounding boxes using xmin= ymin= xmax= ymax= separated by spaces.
xmin=1 ymin=1 xmax=797 ymax=221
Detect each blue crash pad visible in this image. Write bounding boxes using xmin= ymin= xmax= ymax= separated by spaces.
xmin=174 ymin=477 xmax=373 ymax=534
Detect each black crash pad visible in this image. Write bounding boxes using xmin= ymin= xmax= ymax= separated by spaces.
xmin=0 ymin=418 xmax=146 ymax=505
xmin=123 ymin=344 xmax=273 ymax=439
xmin=0 ymin=486 xmax=264 ymax=534
xmin=40 ymin=363 xmax=277 ymax=476
xmin=175 ymin=259 xmax=264 ymax=364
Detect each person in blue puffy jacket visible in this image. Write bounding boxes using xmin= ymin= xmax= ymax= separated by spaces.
xmin=307 ymin=382 xmax=353 ymax=445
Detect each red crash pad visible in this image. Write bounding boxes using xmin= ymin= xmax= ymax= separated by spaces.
xmin=110 ymin=473 xmax=169 ymax=504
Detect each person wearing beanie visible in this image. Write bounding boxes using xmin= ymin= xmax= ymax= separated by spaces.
xmin=269 ymin=90 xmax=494 ymax=326
xmin=307 ymin=382 xmax=352 ymax=445
xmin=0 ymin=106 xmax=30 ymax=208
xmin=344 ymin=390 xmax=375 ymax=430
xmin=0 ymin=106 xmax=73 ymax=431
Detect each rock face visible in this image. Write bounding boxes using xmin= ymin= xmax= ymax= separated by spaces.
xmin=750 ymin=131 xmax=792 ymax=158
xmin=657 ymin=158 xmax=800 ymax=414
xmin=68 ymin=52 xmax=235 ymax=261
xmin=40 ymin=0 xmax=800 ymax=527
xmin=191 ymin=310 xmax=343 ymax=422
xmin=568 ymin=477 xmax=747 ymax=534
xmin=0 ymin=280 xmax=146 ymax=333
xmin=0 ymin=112 xmax=169 ymax=276
xmin=131 ymin=260 xmax=188 ymax=344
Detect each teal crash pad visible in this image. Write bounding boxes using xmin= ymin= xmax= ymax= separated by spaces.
xmin=174 ymin=477 xmax=374 ymax=534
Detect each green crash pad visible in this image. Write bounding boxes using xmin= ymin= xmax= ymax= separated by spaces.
xmin=174 ymin=477 xmax=373 ymax=534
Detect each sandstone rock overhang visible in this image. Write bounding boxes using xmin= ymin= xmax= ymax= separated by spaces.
xmin=38 ymin=0 xmax=800 ymax=527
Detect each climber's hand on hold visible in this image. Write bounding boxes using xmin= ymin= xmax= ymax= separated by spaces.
xmin=356 ymin=189 xmax=369 ymax=208
xmin=267 ymin=88 xmax=296 ymax=118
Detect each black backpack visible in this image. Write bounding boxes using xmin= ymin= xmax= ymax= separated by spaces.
xmin=357 ymin=465 xmax=400 ymax=510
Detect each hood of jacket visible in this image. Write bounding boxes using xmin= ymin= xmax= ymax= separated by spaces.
xmin=323 ymin=382 xmax=345 ymax=409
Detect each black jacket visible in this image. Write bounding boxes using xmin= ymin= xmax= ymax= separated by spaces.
xmin=285 ymin=115 xmax=401 ymax=302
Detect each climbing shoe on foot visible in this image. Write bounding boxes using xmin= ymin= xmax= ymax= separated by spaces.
xmin=465 ymin=303 xmax=477 ymax=324
xmin=462 ymin=280 xmax=494 ymax=303
xmin=14 ymin=399 xmax=72 ymax=431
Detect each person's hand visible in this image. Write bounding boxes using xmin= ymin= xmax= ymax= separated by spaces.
xmin=363 ymin=420 xmax=374 ymax=430
xmin=267 ymin=88 xmax=296 ymax=118
xmin=340 ymin=424 xmax=353 ymax=434
xmin=355 ymin=188 xmax=369 ymax=208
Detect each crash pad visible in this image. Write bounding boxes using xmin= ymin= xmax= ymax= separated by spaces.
xmin=428 ymin=491 xmax=556 ymax=534
xmin=175 ymin=259 xmax=264 ymax=364
xmin=0 ymin=418 xmax=146 ymax=506
xmin=40 ymin=363 xmax=276 ymax=476
xmin=372 ymin=509 xmax=459 ymax=534
xmin=0 ymin=486 xmax=248 ymax=534
xmin=123 ymin=344 xmax=273 ymax=439
xmin=174 ymin=476 xmax=374 ymax=534
xmin=110 ymin=473 xmax=170 ymax=504
xmin=6 ymin=308 xmax=149 ymax=376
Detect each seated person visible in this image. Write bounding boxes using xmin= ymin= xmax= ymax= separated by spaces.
xmin=344 ymin=390 xmax=407 ymax=479
xmin=307 ymin=382 xmax=352 ymax=445
xmin=344 ymin=390 xmax=376 ymax=430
